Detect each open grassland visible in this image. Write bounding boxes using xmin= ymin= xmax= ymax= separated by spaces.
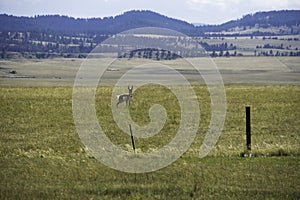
xmin=0 ymin=57 xmax=300 ymax=86
xmin=200 ymin=35 xmax=300 ymax=56
xmin=0 ymin=85 xmax=299 ymax=199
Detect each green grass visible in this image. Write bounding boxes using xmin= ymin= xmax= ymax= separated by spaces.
xmin=0 ymin=86 xmax=299 ymax=199
xmin=96 ymin=85 xmax=300 ymax=157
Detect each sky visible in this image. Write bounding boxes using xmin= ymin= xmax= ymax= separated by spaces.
xmin=0 ymin=0 xmax=300 ymax=24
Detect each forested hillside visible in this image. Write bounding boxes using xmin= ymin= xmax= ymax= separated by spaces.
xmin=0 ymin=10 xmax=299 ymax=58
xmin=203 ymin=10 xmax=300 ymax=33
xmin=0 ymin=10 xmax=197 ymax=35
xmin=1 ymin=10 xmax=300 ymax=35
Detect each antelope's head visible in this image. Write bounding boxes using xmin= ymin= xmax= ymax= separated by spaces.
xmin=128 ymin=86 xmax=133 ymax=97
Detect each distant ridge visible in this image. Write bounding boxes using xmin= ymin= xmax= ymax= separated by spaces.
xmin=0 ymin=9 xmax=300 ymax=36
xmin=0 ymin=10 xmax=197 ymax=35
xmin=205 ymin=10 xmax=300 ymax=33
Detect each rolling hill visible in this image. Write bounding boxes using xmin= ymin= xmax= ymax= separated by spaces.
xmin=0 ymin=10 xmax=197 ymax=35
xmin=0 ymin=10 xmax=300 ymax=58
xmin=1 ymin=10 xmax=300 ymax=36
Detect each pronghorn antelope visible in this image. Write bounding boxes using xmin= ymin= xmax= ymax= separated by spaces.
xmin=117 ymin=86 xmax=133 ymax=107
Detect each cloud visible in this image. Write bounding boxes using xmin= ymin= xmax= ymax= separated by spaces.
xmin=187 ymin=0 xmax=239 ymax=8
xmin=185 ymin=0 xmax=242 ymax=23
xmin=187 ymin=0 xmax=300 ymax=11
xmin=248 ymin=0 xmax=300 ymax=10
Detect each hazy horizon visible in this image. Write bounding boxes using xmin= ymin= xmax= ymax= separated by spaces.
xmin=1 ymin=0 xmax=300 ymax=25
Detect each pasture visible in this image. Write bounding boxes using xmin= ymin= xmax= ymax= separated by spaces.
xmin=0 ymin=57 xmax=300 ymax=86
xmin=0 ymin=57 xmax=299 ymax=199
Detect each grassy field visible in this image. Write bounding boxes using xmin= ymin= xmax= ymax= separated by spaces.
xmin=0 ymin=57 xmax=300 ymax=86
xmin=0 ymin=85 xmax=299 ymax=199
xmin=200 ymin=34 xmax=300 ymax=56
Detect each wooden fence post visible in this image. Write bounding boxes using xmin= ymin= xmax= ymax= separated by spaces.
xmin=246 ymin=106 xmax=251 ymax=151
xmin=129 ymin=124 xmax=136 ymax=153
